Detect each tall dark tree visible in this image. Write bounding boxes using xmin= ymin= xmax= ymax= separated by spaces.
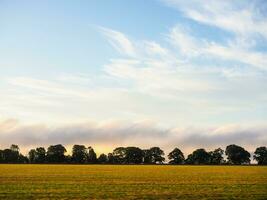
xmin=29 ymin=147 xmax=46 ymax=163
xmin=186 ymin=149 xmax=211 ymax=164
xmin=0 ymin=150 xmax=3 ymax=163
xmin=143 ymin=149 xmax=152 ymax=164
xmin=87 ymin=146 xmax=97 ymax=163
xmin=65 ymin=155 xmax=72 ymax=163
xmin=254 ymin=146 xmax=267 ymax=165
xmin=168 ymin=148 xmax=185 ymax=164
xmin=209 ymin=148 xmax=224 ymax=165
xmin=2 ymin=145 xmax=20 ymax=163
xmin=112 ymin=147 xmax=127 ymax=164
xmin=28 ymin=149 xmax=37 ymax=163
xmin=0 ymin=145 xmax=27 ymax=163
xmin=111 ymin=147 xmax=144 ymax=164
xmin=125 ymin=147 xmax=144 ymax=164
xmin=72 ymin=145 xmax=87 ymax=164
xmin=12 ymin=144 xmax=28 ymax=163
xmin=11 ymin=144 xmax=20 ymax=162
xmin=46 ymin=144 xmax=66 ymax=163
xmin=2 ymin=149 xmax=15 ymax=163
xmin=35 ymin=147 xmax=46 ymax=163
xmin=10 ymin=144 xmax=19 ymax=152
xmin=18 ymin=154 xmax=29 ymax=163
xmin=107 ymin=153 xmax=115 ymax=164
xmin=225 ymin=144 xmax=250 ymax=165
xmin=98 ymin=153 xmax=108 ymax=164
xmin=143 ymin=147 xmax=165 ymax=164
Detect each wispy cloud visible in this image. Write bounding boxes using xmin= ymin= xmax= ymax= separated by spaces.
xmin=2 ymin=20 xmax=267 ymax=126
xmin=1 ymin=1 xmax=267 ymax=151
xmin=99 ymin=27 xmax=137 ymax=57
xmin=162 ymin=0 xmax=267 ymax=39
xmin=168 ymin=24 xmax=267 ymax=70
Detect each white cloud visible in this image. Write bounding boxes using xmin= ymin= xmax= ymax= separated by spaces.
xmin=162 ymin=0 xmax=267 ymax=39
xmin=3 ymin=23 xmax=267 ymax=127
xmin=99 ymin=27 xmax=137 ymax=57
xmin=104 ymin=58 xmax=217 ymax=95
xmin=57 ymin=73 xmax=92 ymax=85
xmin=162 ymin=1 xmax=267 ymax=70
xmin=2 ymin=0 xmax=267 ymax=137
xmin=204 ymin=42 xmax=267 ymax=70
xmin=168 ymin=25 xmax=201 ymax=56
xmin=1 ymin=1 xmax=266 ymax=153
xmin=167 ymin=24 xmax=267 ymax=70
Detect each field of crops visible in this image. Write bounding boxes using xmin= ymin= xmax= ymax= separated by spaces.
xmin=0 ymin=165 xmax=266 ymax=199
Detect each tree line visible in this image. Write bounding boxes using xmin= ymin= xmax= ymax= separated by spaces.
xmin=0 ymin=144 xmax=266 ymax=165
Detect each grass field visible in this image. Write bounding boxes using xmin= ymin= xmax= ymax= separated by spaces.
xmin=0 ymin=165 xmax=266 ymax=199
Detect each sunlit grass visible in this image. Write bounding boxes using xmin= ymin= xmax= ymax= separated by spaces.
xmin=0 ymin=165 xmax=266 ymax=199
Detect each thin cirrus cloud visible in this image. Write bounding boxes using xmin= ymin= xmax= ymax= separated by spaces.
xmin=162 ymin=0 xmax=267 ymax=38
xmin=99 ymin=26 xmax=137 ymax=57
xmin=0 ymin=0 xmax=267 ymax=152
xmin=168 ymin=25 xmax=267 ymax=70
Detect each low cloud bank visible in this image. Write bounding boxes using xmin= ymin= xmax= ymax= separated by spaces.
xmin=0 ymin=119 xmax=266 ymax=155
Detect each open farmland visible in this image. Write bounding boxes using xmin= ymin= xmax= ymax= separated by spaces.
xmin=0 ymin=165 xmax=266 ymax=199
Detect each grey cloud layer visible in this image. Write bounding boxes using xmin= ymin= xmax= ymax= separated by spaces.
xmin=0 ymin=119 xmax=266 ymax=154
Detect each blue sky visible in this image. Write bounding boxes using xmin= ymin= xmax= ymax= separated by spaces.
xmin=0 ymin=0 xmax=267 ymax=153
xmin=0 ymin=0 xmax=179 ymax=76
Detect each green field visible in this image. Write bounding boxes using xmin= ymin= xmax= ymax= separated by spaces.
xmin=0 ymin=165 xmax=266 ymax=199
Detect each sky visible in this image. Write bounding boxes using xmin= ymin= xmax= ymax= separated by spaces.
xmin=0 ymin=0 xmax=267 ymax=155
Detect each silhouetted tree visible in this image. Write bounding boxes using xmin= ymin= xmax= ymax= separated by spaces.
xmin=10 ymin=144 xmax=20 ymax=163
xmin=168 ymin=148 xmax=185 ymax=164
xmin=2 ymin=149 xmax=15 ymax=163
xmin=87 ymin=146 xmax=97 ymax=163
xmin=65 ymin=155 xmax=72 ymax=163
xmin=4 ymin=145 xmax=19 ymax=163
xmin=10 ymin=144 xmax=19 ymax=152
xmin=18 ymin=154 xmax=29 ymax=163
xmin=29 ymin=147 xmax=46 ymax=163
xmin=113 ymin=147 xmax=127 ymax=164
xmin=0 ymin=150 xmax=3 ymax=163
xmin=72 ymin=145 xmax=87 ymax=164
xmin=125 ymin=147 xmax=144 ymax=164
xmin=1 ymin=143 xmax=264 ymax=165
xmin=28 ymin=149 xmax=36 ymax=163
xmin=143 ymin=149 xmax=151 ymax=164
xmin=107 ymin=153 xmax=115 ymax=164
xmin=209 ymin=148 xmax=224 ymax=165
xmin=12 ymin=144 xmax=28 ymax=163
xmin=0 ymin=145 xmax=26 ymax=163
xmin=111 ymin=147 xmax=144 ymax=164
xmin=254 ymin=146 xmax=267 ymax=165
xmin=143 ymin=147 xmax=165 ymax=164
xmin=225 ymin=144 xmax=250 ymax=165
xmin=35 ymin=147 xmax=46 ymax=163
xmin=98 ymin=153 xmax=108 ymax=164
xmin=46 ymin=144 xmax=66 ymax=163
xmin=186 ymin=149 xmax=211 ymax=164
